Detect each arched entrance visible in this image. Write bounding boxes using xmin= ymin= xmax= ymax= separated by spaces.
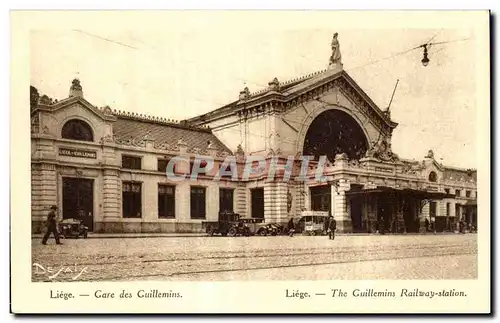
xmin=302 ymin=109 xmax=370 ymax=232
xmin=302 ymin=109 xmax=369 ymax=161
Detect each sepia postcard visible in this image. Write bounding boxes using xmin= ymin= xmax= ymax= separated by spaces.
xmin=10 ymin=10 xmax=490 ymax=314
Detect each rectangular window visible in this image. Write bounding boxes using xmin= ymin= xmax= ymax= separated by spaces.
xmin=190 ymin=186 xmax=206 ymax=219
xmin=455 ymin=189 xmax=461 ymax=197
xmin=219 ymin=188 xmax=234 ymax=213
xmin=446 ymin=203 xmax=450 ymax=217
xmin=444 ymin=188 xmax=450 ymax=195
xmin=466 ymin=190 xmax=471 ymax=198
xmin=189 ymin=160 xmax=208 ymax=175
xmin=122 ymin=155 xmax=142 ymax=170
xmin=158 ymin=184 xmax=175 ymax=218
xmin=122 ymin=182 xmax=142 ymax=218
xmin=310 ymin=186 xmax=331 ymax=212
xmin=158 ymin=159 xmax=169 ymax=172
xmin=251 ymin=188 xmax=265 ymax=218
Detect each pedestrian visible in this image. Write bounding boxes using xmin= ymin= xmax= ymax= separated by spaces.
xmin=287 ymin=217 xmax=295 ymax=237
xmin=328 ymin=216 xmax=337 ymax=240
xmin=324 ymin=216 xmax=330 ymax=235
xmin=42 ymin=205 xmax=62 ymax=245
xmin=379 ymin=216 xmax=385 ymax=235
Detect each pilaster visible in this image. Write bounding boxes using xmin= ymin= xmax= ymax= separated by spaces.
xmin=31 ymin=163 xmax=57 ymax=233
xmin=333 ymin=179 xmax=352 ymax=232
xmin=102 ymin=168 xmax=120 ymax=220
xmin=264 ymin=182 xmax=288 ymax=223
xmin=234 ymin=184 xmax=247 ymax=217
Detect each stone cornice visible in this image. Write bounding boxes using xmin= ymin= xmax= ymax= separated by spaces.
xmin=185 ymin=70 xmax=397 ymax=134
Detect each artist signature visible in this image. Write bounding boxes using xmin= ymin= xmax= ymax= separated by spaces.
xmin=32 ymin=263 xmax=88 ymax=280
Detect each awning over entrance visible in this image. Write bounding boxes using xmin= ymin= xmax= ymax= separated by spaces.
xmin=459 ymin=200 xmax=478 ymax=206
xmin=345 ymin=186 xmax=455 ymax=200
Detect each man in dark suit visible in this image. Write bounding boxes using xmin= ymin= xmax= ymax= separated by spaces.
xmin=328 ymin=216 xmax=337 ymax=240
xmin=42 ymin=205 xmax=62 ymax=245
xmin=287 ymin=217 xmax=295 ymax=237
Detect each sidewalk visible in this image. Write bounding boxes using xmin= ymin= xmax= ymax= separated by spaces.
xmin=31 ymin=231 xmax=469 ymax=239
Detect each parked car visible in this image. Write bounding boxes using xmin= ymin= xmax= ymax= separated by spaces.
xmin=238 ymin=217 xmax=267 ymax=236
xmin=59 ymin=218 xmax=89 ymax=239
xmin=202 ymin=212 xmax=241 ymax=236
xmin=256 ymin=223 xmax=284 ymax=236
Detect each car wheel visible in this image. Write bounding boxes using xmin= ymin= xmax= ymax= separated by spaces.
xmin=310 ymin=231 xmax=316 ymax=236
xmin=259 ymin=229 xmax=267 ymax=236
xmin=228 ymin=227 xmax=237 ymax=237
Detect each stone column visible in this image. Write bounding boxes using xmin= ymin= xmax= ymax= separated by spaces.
xmin=295 ymin=182 xmax=306 ymax=215
xmin=264 ymin=182 xmax=288 ymax=224
xmin=31 ymin=163 xmax=57 ymax=233
xmin=97 ymin=168 xmax=121 ymax=232
xmin=330 ymin=184 xmax=337 ymax=217
xmin=333 ymin=179 xmax=351 ymax=233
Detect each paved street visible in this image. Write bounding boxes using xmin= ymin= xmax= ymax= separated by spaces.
xmin=31 ymin=234 xmax=477 ymax=282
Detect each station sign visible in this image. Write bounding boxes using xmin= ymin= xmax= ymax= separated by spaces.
xmin=59 ymin=147 xmax=97 ymax=159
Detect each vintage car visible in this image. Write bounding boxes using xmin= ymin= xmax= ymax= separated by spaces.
xmin=256 ymin=222 xmax=284 ymax=236
xmin=59 ymin=218 xmax=89 ymax=239
xmin=238 ymin=217 xmax=267 ymax=235
xmin=202 ymin=212 xmax=241 ymax=236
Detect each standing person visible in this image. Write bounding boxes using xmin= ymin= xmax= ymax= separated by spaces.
xmin=379 ymin=216 xmax=385 ymax=235
xmin=328 ymin=216 xmax=337 ymax=240
xmin=42 ymin=205 xmax=62 ymax=245
xmin=324 ymin=216 xmax=331 ymax=236
xmin=287 ymin=217 xmax=295 ymax=237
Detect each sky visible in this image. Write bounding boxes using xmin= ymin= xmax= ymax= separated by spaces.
xmin=29 ymin=12 xmax=481 ymax=169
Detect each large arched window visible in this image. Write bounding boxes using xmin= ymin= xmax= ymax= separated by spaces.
xmin=61 ymin=119 xmax=94 ymax=142
xmin=428 ymin=171 xmax=438 ymax=182
xmin=302 ymin=109 xmax=369 ymax=161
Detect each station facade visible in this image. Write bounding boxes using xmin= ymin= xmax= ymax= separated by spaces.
xmin=30 ymin=56 xmax=477 ymax=234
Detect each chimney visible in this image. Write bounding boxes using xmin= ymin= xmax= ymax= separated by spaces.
xmin=69 ymin=79 xmax=83 ymax=98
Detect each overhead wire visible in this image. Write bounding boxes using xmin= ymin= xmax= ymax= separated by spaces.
xmin=71 ymin=28 xmax=470 ymax=130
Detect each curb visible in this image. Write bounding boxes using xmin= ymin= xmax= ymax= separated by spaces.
xmin=31 ymin=234 xmax=208 ymax=239
xmin=31 ymin=232 xmax=474 ymax=239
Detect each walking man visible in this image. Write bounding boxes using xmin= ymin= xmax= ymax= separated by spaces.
xmin=328 ymin=216 xmax=337 ymax=240
xmin=42 ymin=205 xmax=62 ymax=245
xmin=287 ymin=217 xmax=295 ymax=237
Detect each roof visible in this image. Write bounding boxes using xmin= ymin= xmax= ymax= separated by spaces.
xmin=185 ymin=68 xmax=397 ymax=130
xmin=443 ymin=167 xmax=477 ymax=183
xmin=113 ymin=116 xmax=232 ymax=154
xmin=31 ymin=91 xmax=233 ymax=155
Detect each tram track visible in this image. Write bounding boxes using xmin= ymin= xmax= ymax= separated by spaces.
xmin=33 ymin=241 xmax=474 ymax=268
xmin=32 ymin=240 xmax=477 ymax=282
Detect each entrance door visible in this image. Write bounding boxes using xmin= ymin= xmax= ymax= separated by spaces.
xmin=377 ymin=196 xmax=391 ymax=232
xmin=350 ymin=196 xmax=363 ymax=232
xmin=62 ymin=177 xmax=94 ymax=231
xmin=251 ymin=188 xmax=264 ymax=218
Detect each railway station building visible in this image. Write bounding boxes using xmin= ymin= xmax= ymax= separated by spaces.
xmin=30 ymin=43 xmax=478 ymax=234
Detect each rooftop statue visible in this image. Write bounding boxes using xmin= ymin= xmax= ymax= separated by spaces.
xmin=329 ymin=32 xmax=342 ymax=66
